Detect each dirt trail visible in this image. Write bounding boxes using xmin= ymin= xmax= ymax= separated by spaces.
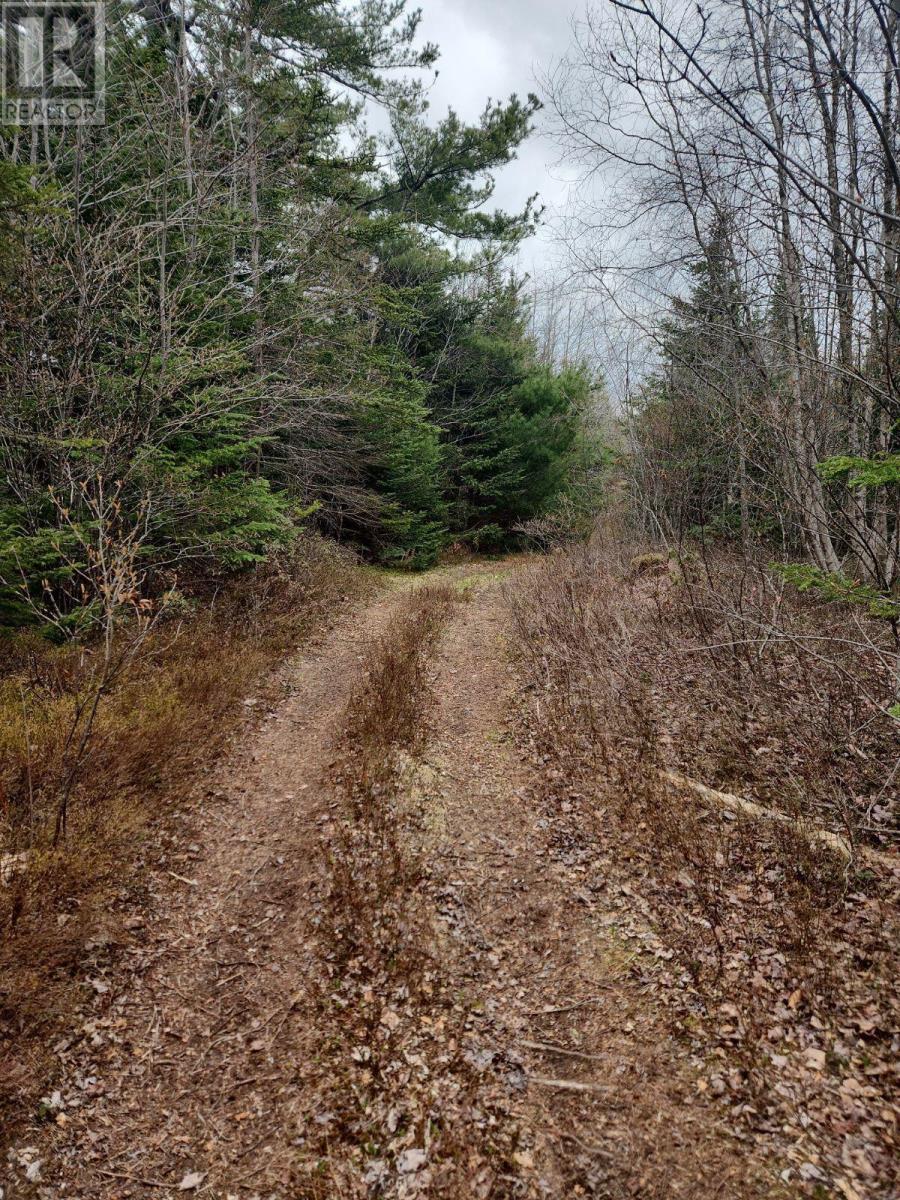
xmin=7 ymin=572 xmax=425 ymax=1197
xmin=413 ymin=575 xmax=771 ymax=1199
xmin=7 ymin=565 xmax=771 ymax=1198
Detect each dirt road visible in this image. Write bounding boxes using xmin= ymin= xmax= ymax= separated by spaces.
xmin=6 ymin=565 xmax=770 ymax=1199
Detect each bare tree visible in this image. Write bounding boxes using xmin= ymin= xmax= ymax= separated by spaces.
xmin=546 ymin=0 xmax=900 ymax=584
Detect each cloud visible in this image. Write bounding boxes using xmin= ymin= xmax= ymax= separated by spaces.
xmin=416 ymin=0 xmax=578 ymax=271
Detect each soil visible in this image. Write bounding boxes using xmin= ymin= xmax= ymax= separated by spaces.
xmin=3 ymin=564 xmax=777 ymax=1199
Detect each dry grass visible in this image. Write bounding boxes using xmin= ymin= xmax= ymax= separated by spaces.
xmin=326 ymin=582 xmax=460 ymax=964
xmin=509 ymin=527 xmax=898 ymax=852
xmin=293 ymin=581 xmax=538 ymax=1199
xmin=507 ymin=529 xmax=899 ymax=1195
xmin=0 ymin=535 xmax=363 ymax=1138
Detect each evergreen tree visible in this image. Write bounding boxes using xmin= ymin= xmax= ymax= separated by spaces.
xmin=0 ymin=0 xmax=598 ymax=628
xmin=631 ymin=215 xmax=763 ymax=538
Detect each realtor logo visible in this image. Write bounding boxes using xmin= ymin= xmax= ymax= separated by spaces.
xmin=2 ymin=1 xmax=104 ymax=124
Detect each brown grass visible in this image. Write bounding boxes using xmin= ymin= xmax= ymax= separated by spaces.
xmin=293 ymin=581 xmax=538 ymax=1199
xmin=0 ymin=535 xmax=363 ymax=1139
xmin=507 ymin=529 xmax=899 ymax=1194
xmin=326 ymin=582 xmax=460 ymax=966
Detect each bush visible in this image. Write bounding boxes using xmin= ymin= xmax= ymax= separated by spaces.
xmin=0 ymin=535 xmax=363 ymax=1136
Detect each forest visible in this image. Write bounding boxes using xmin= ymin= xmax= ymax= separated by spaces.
xmin=0 ymin=0 xmax=897 ymax=1197
xmin=0 ymin=0 xmax=600 ymax=620
xmin=548 ymin=0 xmax=900 ymax=603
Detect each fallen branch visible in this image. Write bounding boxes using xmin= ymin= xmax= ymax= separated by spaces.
xmin=165 ymin=870 xmax=199 ymax=887
xmin=658 ymin=770 xmax=896 ymax=870
xmin=521 ymin=1039 xmax=612 ymax=1064
xmin=97 ymin=1170 xmax=172 ymax=1189
xmin=524 ymin=992 xmax=613 ymax=1016
xmin=528 ymin=1075 xmax=610 ymax=1094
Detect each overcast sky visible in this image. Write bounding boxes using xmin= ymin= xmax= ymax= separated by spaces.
xmin=411 ymin=0 xmax=582 ymax=276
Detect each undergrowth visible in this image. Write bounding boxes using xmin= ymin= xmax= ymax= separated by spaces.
xmin=507 ymin=529 xmax=899 ymax=1195
xmin=0 ymin=535 xmax=363 ymax=1138
xmin=327 ymin=583 xmax=458 ymax=966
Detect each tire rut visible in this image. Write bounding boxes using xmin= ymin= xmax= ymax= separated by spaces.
xmin=14 ymin=577 xmax=433 ymax=1197
xmin=411 ymin=574 xmax=776 ymax=1199
xmin=10 ymin=562 xmax=774 ymax=1199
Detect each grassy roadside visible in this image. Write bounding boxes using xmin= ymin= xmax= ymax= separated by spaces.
xmin=0 ymin=536 xmax=369 ymax=1147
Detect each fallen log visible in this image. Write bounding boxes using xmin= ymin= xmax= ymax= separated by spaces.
xmin=657 ymin=769 xmax=896 ymax=871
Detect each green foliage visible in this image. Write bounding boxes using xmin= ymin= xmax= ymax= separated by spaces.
xmin=629 ymin=213 xmax=766 ymax=537
xmin=0 ymin=0 xmax=600 ymax=631
xmin=351 ymin=357 xmax=447 ymax=569
xmin=773 ymin=563 xmax=900 ymax=621
xmin=463 ymin=523 xmax=506 ymax=552
xmin=346 ymin=230 xmax=596 ymax=556
xmin=455 ymin=365 xmax=589 ymax=533
xmin=0 ymin=503 xmax=84 ymax=627
xmin=0 ymin=161 xmax=35 ymax=263
xmin=774 ymin=452 xmax=900 ymax=627
xmin=377 ymin=93 xmax=542 ymax=241
xmin=818 ymin=454 xmax=900 ymax=489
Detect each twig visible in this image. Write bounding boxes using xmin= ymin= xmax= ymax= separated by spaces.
xmin=552 ymin=1128 xmax=615 ymax=1159
xmin=521 ymin=1039 xmax=612 ymax=1064
xmin=165 ymin=870 xmax=199 ymax=886
xmin=168 ymin=985 xmax=219 ymax=1019
xmin=527 ymin=1075 xmax=610 ymax=1094
xmin=524 ymin=993 xmax=611 ymax=1016
xmin=97 ymin=1169 xmax=173 ymax=1189
xmin=228 ymin=1071 xmax=283 ymax=1090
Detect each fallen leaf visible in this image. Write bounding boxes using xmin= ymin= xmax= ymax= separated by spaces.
xmin=397 ymin=1148 xmax=427 ymax=1174
xmin=838 ymin=1178 xmax=864 ymax=1200
xmin=799 ymin=1162 xmax=827 ymax=1183
xmin=380 ymin=1008 xmax=401 ymax=1032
